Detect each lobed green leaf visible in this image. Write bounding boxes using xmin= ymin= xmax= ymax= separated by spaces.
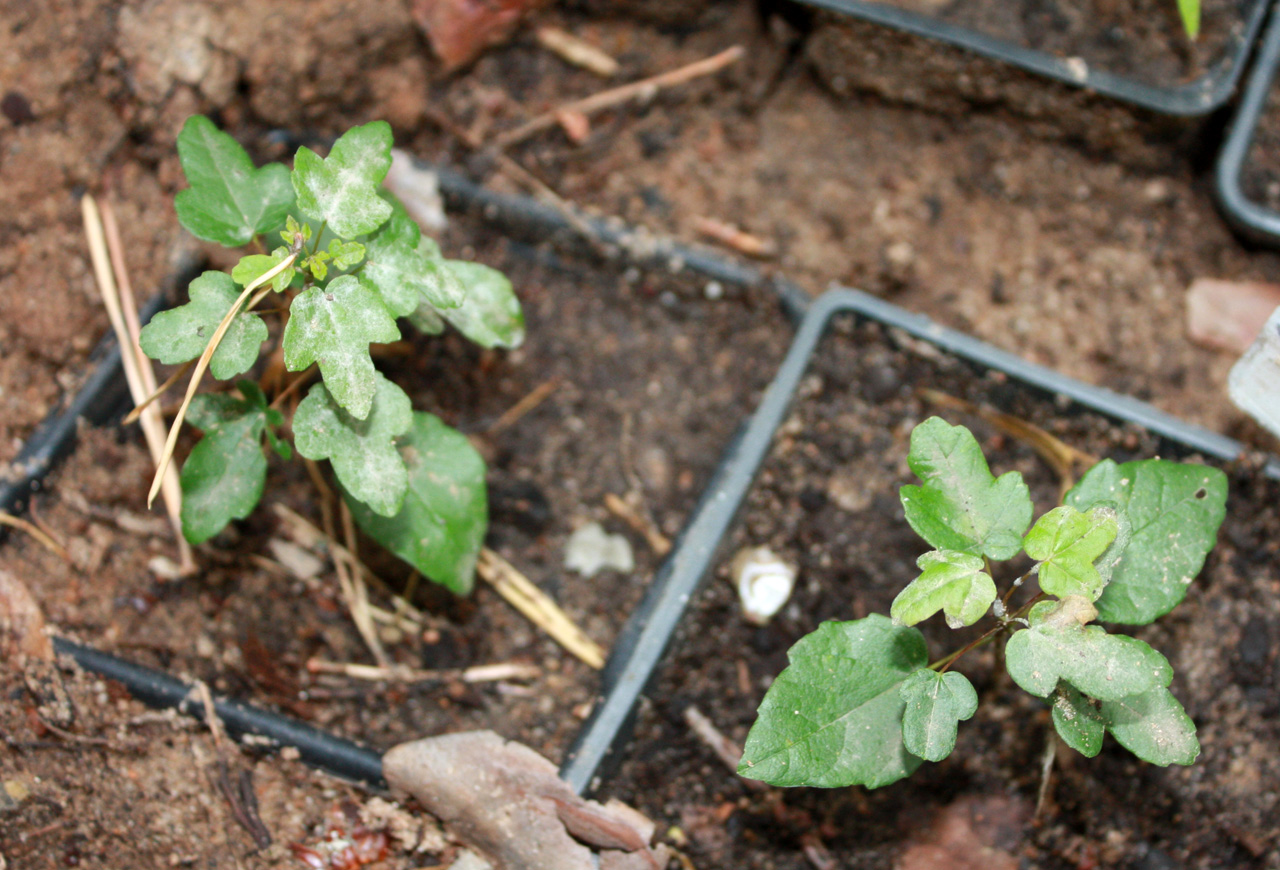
xmin=293 ymin=375 xmax=412 ymax=517
xmin=1066 ymin=459 xmax=1227 ymax=624
xmin=900 ymin=417 xmax=1032 ymax=560
xmin=291 ymin=121 xmax=394 ymax=239
xmin=1005 ymin=599 xmax=1172 ymax=700
xmin=1052 ymin=683 xmax=1198 ymax=766
xmin=283 ymin=274 xmax=400 ymax=420
xmin=890 ymin=549 xmax=995 ymax=629
xmin=738 ymin=615 xmax=926 ymax=789
xmin=1024 ymin=505 xmax=1118 ymax=601
xmin=438 ymin=261 xmax=525 ymax=349
xmin=899 ymin=669 xmax=978 ymax=762
xmin=232 ymin=250 xmax=296 ymax=293
xmin=174 ymin=116 xmax=294 ymax=247
xmin=179 ymin=384 xmax=274 ymax=544
xmin=361 ymin=205 xmax=465 ymax=316
xmin=139 ymin=271 xmax=266 ymax=380
xmin=347 ymin=413 xmax=487 ymax=594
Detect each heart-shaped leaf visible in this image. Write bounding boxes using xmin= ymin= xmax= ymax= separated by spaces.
xmin=291 ymin=121 xmax=394 ymax=239
xmin=1024 ymin=505 xmax=1119 ymax=600
xmin=899 ymin=669 xmax=978 ymax=762
xmin=890 ymin=549 xmax=996 ymax=629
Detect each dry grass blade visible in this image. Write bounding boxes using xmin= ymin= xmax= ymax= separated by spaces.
xmin=535 ymin=26 xmax=619 ymax=77
xmin=147 ymin=256 xmax=295 ymax=507
xmin=0 ymin=512 xmax=69 ymax=562
xmin=123 ymin=361 xmax=194 ymax=425
xmin=306 ymin=658 xmax=540 ymax=684
xmin=476 ymin=548 xmax=606 ymax=669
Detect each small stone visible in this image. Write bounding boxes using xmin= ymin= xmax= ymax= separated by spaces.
xmin=730 ymin=547 xmax=796 ymax=625
xmin=1187 ymin=278 xmax=1280 ymax=353
xmin=564 ymin=523 xmax=634 ymax=578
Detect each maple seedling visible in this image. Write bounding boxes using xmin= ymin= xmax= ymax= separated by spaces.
xmin=138 ymin=116 xmax=524 ymax=593
xmin=738 ymin=416 xmax=1227 ymax=788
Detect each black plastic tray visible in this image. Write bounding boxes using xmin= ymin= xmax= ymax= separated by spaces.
xmin=797 ymin=0 xmax=1269 ymax=116
xmin=9 ymin=174 xmax=1273 ymax=801
xmin=1217 ymin=0 xmax=1280 ymax=244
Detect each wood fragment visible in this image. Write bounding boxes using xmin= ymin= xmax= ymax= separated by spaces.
xmin=604 ymin=493 xmax=670 ymax=556
xmin=692 ymin=215 xmax=777 ymax=259
xmin=476 ymin=548 xmax=606 ymax=669
xmin=492 ymin=45 xmax=744 ymax=149
xmin=535 ymin=26 xmax=619 ymax=76
xmin=305 ymin=658 xmax=539 ymax=684
xmin=487 ymin=377 xmax=560 ymax=435
xmin=0 ymin=512 xmax=69 ymax=562
xmin=682 ymin=705 xmax=743 ymax=775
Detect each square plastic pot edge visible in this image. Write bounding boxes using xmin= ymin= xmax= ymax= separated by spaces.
xmin=1216 ymin=0 xmax=1280 ymax=245
xmin=557 ymin=283 xmax=1280 ymax=795
xmin=797 ymin=0 xmax=1269 ymax=116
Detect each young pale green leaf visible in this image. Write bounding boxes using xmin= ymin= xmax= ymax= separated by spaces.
xmin=361 ymin=210 xmax=465 ymax=316
xmin=232 ymin=251 xmax=296 ymax=293
xmin=293 ymin=374 xmax=412 ymax=517
xmin=174 ymin=115 xmax=294 ymax=247
xmin=1024 ymin=505 xmax=1119 ymax=601
xmin=291 ymin=121 xmax=393 ymax=239
xmin=738 ymin=615 xmax=926 ymax=789
xmin=1100 ymin=687 xmax=1199 ymax=766
xmin=328 ymin=239 xmax=366 ymax=271
xmin=283 ymin=274 xmax=400 ymax=420
xmin=1005 ymin=599 xmax=1173 ymax=700
xmin=899 ymin=417 xmax=1032 ymax=560
xmin=1051 ymin=684 xmax=1105 ymax=758
xmin=179 ymin=386 xmax=272 ymax=544
xmin=346 ymin=413 xmax=487 ymax=595
xmin=899 ymin=669 xmax=978 ymax=762
xmin=1066 ymin=459 xmax=1227 ymax=624
xmin=439 ymin=260 xmax=525 ymax=349
xmin=1177 ymin=0 xmax=1200 ymax=39
xmin=890 ymin=549 xmax=996 ymax=629
xmin=139 ymin=271 xmax=266 ymax=380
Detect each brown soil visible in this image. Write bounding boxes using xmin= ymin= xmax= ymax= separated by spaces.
xmin=1241 ymin=47 xmax=1280 ymax=212
xmin=3 ymin=0 xmax=1280 ymax=868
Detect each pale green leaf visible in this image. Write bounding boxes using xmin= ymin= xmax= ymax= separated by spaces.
xmin=328 ymin=239 xmax=366 ymax=270
xmin=139 ymin=271 xmax=266 ymax=380
xmin=179 ymin=384 xmax=272 ymax=544
xmin=407 ymin=299 xmax=446 ymax=335
xmin=293 ymin=375 xmax=412 ymax=517
xmin=361 ymin=210 xmax=465 ymax=316
xmin=738 ymin=615 xmax=926 ymax=788
xmin=1024 ymin=505 xmax=1118 ymax=601
xmin=1005 ymin=600 xmax=1172 ymax=700
xmin=1051 ymin=684 xmax=1105 ymax=758
xmin=283 ymin=274 xmax=400 ymax=420
xmin=231 ymin=250 xmax=295 ymax=293
xmin=899 ymin=669 xmax=978 ymax=762
xmin=899 ymin=417 xmax=1032 ymax=559
xmin=291 ymin=121 xmax=393 ymax=239
xmin=174 ymin=115 xmax=294 ymax=247
xmin=347 ymin=413 xmax=487 ymax=594
xmin=1066 ymin=459 xmax=1227 ymax=624
xmin=1100 ymin=687 xmax=1199 ymax=766
xmin=439 ymin=260 xmax=525 ymax=349
xmin=1176 ymin=0 xmax=1200 ymax=39
xmin=890 ymin=549 xmax=996 ymax=629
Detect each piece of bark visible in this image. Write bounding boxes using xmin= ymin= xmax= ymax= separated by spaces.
xmin=411 ymin=0 xmax=545 ymax=71
xmin=383 ymin=731 xmax=665 ymax=870
xmin=0 ymin=569 xmax=73 ymax=727
xmin=1186 ymin=278 xmax=1280 ymax=354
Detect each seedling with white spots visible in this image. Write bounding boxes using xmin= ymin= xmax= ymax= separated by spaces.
xmin=139 ymin=116 xmax=523 ymax=594
xmin=739 ymin=416 xmax=1226 ymax=788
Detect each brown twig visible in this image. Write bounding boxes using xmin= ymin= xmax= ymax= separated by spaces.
xmin=683 ymin=705 xmax=743 ymax=774
xmin=491 ymin=46 xmax=744 ymax=149
xmin=476 ymin=548 xmax=606 ymax=669
xmin=604 ymin=493 xmax=670 ymax=556
xmin=0 ymin=512 xmax=69 ymax=562
xmin=486 ymin=377 xmax=560 ymax=435
xmin=535 ymin=26 xmax=619 ymax=77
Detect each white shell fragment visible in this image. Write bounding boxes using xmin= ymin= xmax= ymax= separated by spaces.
xmin=385 ymin=149 xmax=447 ymax=233
xmin=564 ymin=522 xmax=634 ymax=578
xmin=1229 ymin=305 xmax=1280 ymax=442
xmin=730 ymin=546 xmax=796 ymax=625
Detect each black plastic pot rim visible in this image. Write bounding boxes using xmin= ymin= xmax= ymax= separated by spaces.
xmin=12 ymin=166 xmax=1276 ymax=803
xmin=1216 ymin=0 xmax=1280 ymax=245
xmin=795 ymin=0 xmax=1270 ymax=116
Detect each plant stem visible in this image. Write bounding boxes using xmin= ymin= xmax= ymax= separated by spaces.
xmin=929 ymin=624 xmax=1005 ymax=673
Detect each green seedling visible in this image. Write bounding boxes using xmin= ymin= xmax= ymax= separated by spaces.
xmin=139 ymin=116 xmax=524 ymax=594
xmin=738 ymin=416 xmax=1226 ymax=788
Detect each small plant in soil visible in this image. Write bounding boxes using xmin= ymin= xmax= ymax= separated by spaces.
xmin=738 ymin=416 xmax=1227 ymax=788
xmin=139 ymin=116 xmax=523 ymax=593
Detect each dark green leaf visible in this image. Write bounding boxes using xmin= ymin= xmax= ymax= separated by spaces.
xmin=173 ymin=115 xmax=294 ymax=247
xmin=283 ymin=274 xmax=400 ymax=420
xmin=738 ymin=615 xmax=926 ymax=788
xmin=347 ymin=413 xmax=487 ymax=594
xmin=1005 ymin=599 xmax=1172 ymax=700
xmin=291 ymin=121 xmax=393 ymax=239
xmin=1051 ymin=684 xmax=1105 ymax=758
xmin=899 ymin=669 xmax=978 ymax=762
xmin=899 ymin=417 xmax=1032 ymax=560
xmin=1100 ymin=687 xmax=1199 ymax=766
xmin=292 ymin=374 xmax=412 ymax=517
xmin=139 ymin=271 xmax=266 ymax=380
xmin=1066 ymin=459 xmax=1227 ymax=624
xmin=1024 ymin=505 xmax=1118 ymax=601
xmin=890 ymin=549 xmax=995 ymax=628
xmin=179 ymin=387 xmax=271 ymax=544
